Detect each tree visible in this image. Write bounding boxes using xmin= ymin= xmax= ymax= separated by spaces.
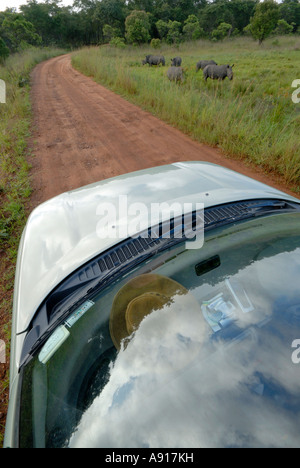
xmin=0 ymin=12 xmax=42 ymax=52
xmin=211 ymin=21 xmax=232 ymax=40
xmin=95 ymin=0 xmax=127 ymax=38
xmin=166 ymin=20 xmax=182 ymax=44
xmin=0 ymin=36 xmax=9 ymax=62
xmin=183 ymin=14 xmax=205 ymax=40
xmin=275 ymin=18 xmax=294 ymax=34
xmin=169 ymin=0 xmax=198 ymax=23
xmin=279 ymin=0 xmax=300 ymax=32
xmin=198 ymin=0 xmax=234 ymax=33
xmin=103 ymin=24 xmax=121 ymax=42
xmin=125 ymin=10 xmax=151 ymax=44
xmin=20 ymin=0 xmax=53 ymax=44
xmin=156 ymin=19 xmax=168 ymax=39
xmin=227 ymin=0 xmax=258 ymax=32
xmin=249 ymin=0 xmax=279 ymax=44
xmin=21 ymin=0 xmax=78 ymax=46
xmin=199 ymin=0 xmax=257 ymax=35
xmin=71 ymin=0 xmax=103 ymax=45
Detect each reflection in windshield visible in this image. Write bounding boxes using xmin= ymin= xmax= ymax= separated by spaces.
xmin=69 ymin=249 xmax=300 ymax=448
xmin=20 ymin=214 xmax=300 ymax=448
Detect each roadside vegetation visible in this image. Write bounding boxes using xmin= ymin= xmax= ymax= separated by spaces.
xmin=0 ymin=47 xmax=66 ymax=447
xmin=72 ymin=36 xmax=300 ymax=189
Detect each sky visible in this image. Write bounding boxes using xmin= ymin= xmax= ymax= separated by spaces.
xmin=0 ymin=0 xmax=74 ymax=11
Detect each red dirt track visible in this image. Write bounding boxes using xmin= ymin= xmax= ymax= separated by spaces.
xmin=29 ymin=54 xmax=298 ymax=208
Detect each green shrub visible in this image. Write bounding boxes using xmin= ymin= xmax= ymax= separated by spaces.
xmin=275 ymin=19 xmax=294 ymax=35
xmin=110 ymin=37 xmax=126 ymax=48
xmin=0 ymin=37 xmax=9 ymax=63
xmin=150 ymin=38 xmax=161 ymax=49
xmin=211 ymin=22 xmax=232 ymax=40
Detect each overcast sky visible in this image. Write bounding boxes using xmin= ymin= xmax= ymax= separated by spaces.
xmin=0 ymin=0 xmax=74 ymax=11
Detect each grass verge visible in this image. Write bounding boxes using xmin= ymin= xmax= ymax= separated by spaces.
xmin=0 ymin=47 xmax=66 ymax=447
xmin=72 ymin=36 xmax=300 ymax=191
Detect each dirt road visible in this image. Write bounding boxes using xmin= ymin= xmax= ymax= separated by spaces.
xmin=29 ymin=54 xmax=297 ymax=208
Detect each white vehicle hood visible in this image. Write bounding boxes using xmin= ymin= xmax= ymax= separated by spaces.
xmin=14 ymin=162 xmax=299 ymax=337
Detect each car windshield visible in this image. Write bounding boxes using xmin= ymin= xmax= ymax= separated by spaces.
xmin=20 ymin=212 xmax=300 ymax=448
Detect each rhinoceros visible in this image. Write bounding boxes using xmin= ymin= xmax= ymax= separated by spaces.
xmin=167 ymin=66 xmax=184 ymax=83
xmin=171 ymin=57 xmax=182 ymax=67
xmin=196 ymin=60 xmax=217 ymax=72
xmin=203 ymin=64 xmax=234 ymax=81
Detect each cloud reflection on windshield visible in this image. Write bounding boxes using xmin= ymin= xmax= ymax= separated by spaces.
xmin=69 ymin=269 xmax=300 ymax=448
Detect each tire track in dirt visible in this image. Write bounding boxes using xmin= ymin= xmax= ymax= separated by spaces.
xmin=29 ymin=53 xmax=297 ymax=209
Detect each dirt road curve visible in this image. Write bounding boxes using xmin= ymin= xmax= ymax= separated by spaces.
xmin=29 ymin=54 xmax=297 ymax=208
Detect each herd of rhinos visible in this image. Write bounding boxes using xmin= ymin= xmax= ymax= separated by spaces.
xmin=142 ymin=54 xmax=234 ymax=82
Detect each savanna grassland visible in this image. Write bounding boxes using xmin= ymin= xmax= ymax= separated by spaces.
xmin=0 ymin=47 xmax=66 ymax=446
xmin=72 ymin=36 xmax=300 ymax=189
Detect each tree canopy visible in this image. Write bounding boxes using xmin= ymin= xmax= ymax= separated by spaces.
xmin=249 ymin=0 xmax=280 ymax=43
xmin=125 ymin=9 xmax=151 ymax=44
xmin=0 ymin=0 xmax=298 ymax=56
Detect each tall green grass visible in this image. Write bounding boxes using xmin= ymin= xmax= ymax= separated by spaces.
xmin=0 ymin=47 xmax=66 ymax=448
xmin=72 ymin=36 xmax=300 ymax=189
xmin=0 ymin=48 xmax=66 ymax=247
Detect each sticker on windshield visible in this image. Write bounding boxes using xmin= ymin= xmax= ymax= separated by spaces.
xmin=65 ymin=300 xmax=95 ymax=328
xmin=39 ymin=325 xmax=70 ymax=364
xmin=202 ymin=293 xmax=236 ymax=332
xmin=201 ymin=279 xmax=254 ymax=332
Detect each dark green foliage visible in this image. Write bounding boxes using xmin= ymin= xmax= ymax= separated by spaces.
xmin=275 ymin=18 xmax=294 ymax=34
xmin=279 ymin=0 xmax=300 ymax=31
xmin=125 ymin=10 xmax=151 ymax=44
xmin=0 ymin=11 xmax=41 ymax=54
xmin=183 ymin=15 xmax=205 ymax=40
xmin=0 ymin=0 xmax=299 ymax=50
xmin=249 ymin=0 xmax=280 ymax=44
xmin=0 ymin=36 xmax=9 ymax=62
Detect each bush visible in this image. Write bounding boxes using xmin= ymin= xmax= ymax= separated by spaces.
xmin=249 ymin=0 xmax=279 ymax=44
xmin=103 ymin=25 xmax=122 ymax=43
xmin=125 ymin=10 xmax=151 ymax=45
xmin=156 ymin=20 xmax=168 ymax=40
xmin=109 ymin=37 xmax=126 ymax=48
xmin=243 ymin=24 xmax=252 ymax=36
xmin=183 ymin=15 xmax=205 ymax=41
xmin=275 ymin=19 xmax=294 ymax=35
xmin=150 ymin=38 xmax=161 ymax=49
xmin=211 ymin=22 xmax=232 ymax=40
xmin=166 ymin=20 xmax=182 ymax=45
